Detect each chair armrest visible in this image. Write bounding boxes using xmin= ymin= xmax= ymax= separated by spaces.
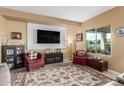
xmin=37 ymin=53 xmax=44 ymax=64
xmin=25 ymin=57 xmax=30 ymax=63
xmin=25 ymin=54 xmax=30 ymax=62
xmin=37 ymin=53 xmax=42 ymax=59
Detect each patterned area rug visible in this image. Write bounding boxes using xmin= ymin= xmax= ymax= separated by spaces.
xmin=11 ymin=63 xmax=113 ymax=86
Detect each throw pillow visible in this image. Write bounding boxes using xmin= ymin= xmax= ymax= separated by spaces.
xmin=77 ymin=50 xmax=86 ymax=56
xmin=33 ymin=52 xmax=37 ymax=59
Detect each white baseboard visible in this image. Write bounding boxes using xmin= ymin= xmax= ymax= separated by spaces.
xmin=108 ymin=69 xmax=120 ymax=75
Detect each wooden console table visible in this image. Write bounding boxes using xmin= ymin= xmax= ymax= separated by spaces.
xmin=44 ymin=53 xmax=63 ymax=64
xmin=86 ymin=58 xmax=108 ymax=72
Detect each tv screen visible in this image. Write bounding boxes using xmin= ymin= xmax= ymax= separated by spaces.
xmin=37 ymin=30 xmax=60 ymax=43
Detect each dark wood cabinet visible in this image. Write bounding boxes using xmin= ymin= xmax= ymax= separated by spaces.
xmin=86 ymin=58 xmax=108 ymax=72
xmin=1 ymin=45 xmax=25 ymax=69
xmin=45 ymin=53 xmax=63 ymax=64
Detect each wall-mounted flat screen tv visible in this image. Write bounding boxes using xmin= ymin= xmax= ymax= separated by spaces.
xmin=37 ymin=29 xmax=60 ymax=43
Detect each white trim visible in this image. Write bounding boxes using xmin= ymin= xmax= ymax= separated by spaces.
xmin=86 ymin=25 xmax=112 ymax=56
xmin=108 ymin=69 xmax=120 ymax=75
xmin=27 ymin=23 xmax=66 ymax=49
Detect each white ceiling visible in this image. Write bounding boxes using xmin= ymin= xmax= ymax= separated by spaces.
xmin=2 ymin=6 xmax=115 ymax=22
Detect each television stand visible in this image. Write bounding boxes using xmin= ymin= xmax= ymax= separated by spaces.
xmin=44 ymin=53 xmax=63 ymax=64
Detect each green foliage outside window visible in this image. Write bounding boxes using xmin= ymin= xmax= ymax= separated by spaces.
xmin=86 ymin=26 xmax=111 ymax=55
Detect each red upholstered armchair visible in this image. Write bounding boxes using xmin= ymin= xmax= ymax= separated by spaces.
xmin=25 ymin=51 xmax=44 ymax=71
xmin=73 ymin=50 xmax=87 ymax=65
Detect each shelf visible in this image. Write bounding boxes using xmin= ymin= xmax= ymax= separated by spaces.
xmin=2 ymin=45 xmax=25 ymax=69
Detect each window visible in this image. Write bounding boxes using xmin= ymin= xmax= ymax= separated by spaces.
xmin=86 ymin=25 xmax=111 ymax=55
xmin=86 ymin=29 xmax=96 ymax=53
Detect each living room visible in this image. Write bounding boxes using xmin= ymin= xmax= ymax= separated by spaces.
xmin=1 ymin=4 xmax=124 ymax=88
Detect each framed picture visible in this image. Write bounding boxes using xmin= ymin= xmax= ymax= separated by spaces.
xmin=56 ymin=49 xmax=61 ymax=53
xmin=76 ymin=33 xmax=83 ymax=41
xmin=12 ymin=32 xmax=22 ymax=40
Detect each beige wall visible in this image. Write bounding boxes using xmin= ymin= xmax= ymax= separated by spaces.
xmin=63 ymin=25 xmax=80 ymax=59
xmin=76 ymin=7 xmax=124 ymax=73
xmin=0 ymin=19 xmax=80 ymax=62
xmin=0 ymin=19 xmax=26 ymax=63
xmin=8 ymin=20 xmax=79 ymax=60
xmin=1 ymin=7 xmax=124 ymax=73
xmin=6 ymin=20 xmax=27 ymax=46
xmin=0 ymin=7 xmax=81 ymax=63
